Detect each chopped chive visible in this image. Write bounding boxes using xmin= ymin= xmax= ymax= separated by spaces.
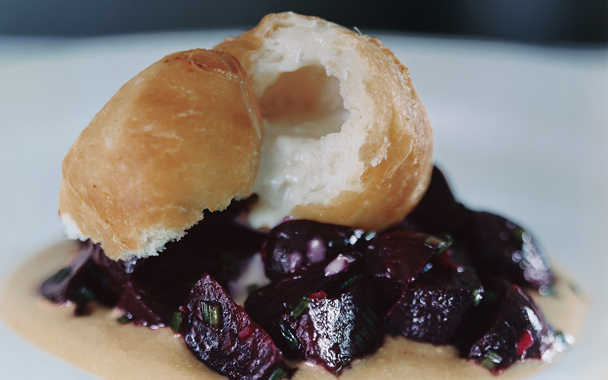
xmin=278 ymin=321 xmax=299 ymax=350
xmin=424 ymin=235 xmax=451 ymax=254
xmin=567 ymin=282 xmax=581 ymax=296
xmin=511 ymin=227 xmax=526 ymax=244
xmin=328 ymin=239 xmax=348 ymax=248
xmin=362 ymin=307 xmax=379 ymax=326
xmin=171 ymin=311 xmax=183 ymax=332
xmin=339 ymin=274 xmax=364 ymax=290
xmin=70 ymin=286 xmax=94 ymax=303
xmin=363 ymin=231 xmax=377 ymax=241
xmin=353 ymin=327 xmax=371 ymax=343
xmin=554 ymin=329 xmax=575 ymax=347
xmin=246 ymin=284 xmax=261 ymax=295
xmin=538 ymin=285 xmax=555 ymax=297
xmin=290 ymin=296 xmax=311 ymax=318
xmin=200 ymin=302 xmax=223 ymax=329
xmin=117 ymin=314 xmax=132 ymax=324
xmin=483 ymin=290 xmax=496 ymax=301
xmin=267 ymin=367 xmax=288 ymax=380
xmin=50 ymin=267 xmax=71 ymax=282
xmin=421 ymin=262 xmax=434 ymax=274
xmin=472 ymin=288 xmax=484 ymax=306
xmin=480 ymin=350 xmax=502 ymax=370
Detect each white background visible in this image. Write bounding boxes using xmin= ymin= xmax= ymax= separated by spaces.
xmin=0 ymin=30 xmax=606 ymax=379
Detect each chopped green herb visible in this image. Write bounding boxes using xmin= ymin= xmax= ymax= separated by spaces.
xmin=171 ymin=311 xmax=183 ymax=332
xmin=328 ymin=239 xmax=348 ymax=248
xmin=353 ymin=327 xmax=371 ymax=343
xmin=246 ymin=284 xmax=261 ymax=295
xmin=554 ymin=329 xmax=574 ymax=347
xmin=363 ymin=231 xmax=377 ymax=242
xmin=511 ymin=226 xmax=526 ymax=244
xmin=290 ymin=297 xmax=311 ymax=318
xmin=50 ymin=267 xmax=71 ymax=282
xmin=278 ymin=321 xmax=299 ymax=350
xmin=362 ymin=307 xmax=379 ymax=326
xmin=200 ymin=302 xmax=223 ymax=329
xmin=472 ymin=288 xmax=484 ymax=306
xmin=480 ymin=350 xmax=502 ymax=370
xmin=424 ymin=235 xmax=452 ymax=254
xmin=420 ymin=262 xmax=434 ymax=274
xmin=567 ymin=282 xmax=582 ymax=296
xmin=69 ymin=286 xmax=94 ymax=304
xmin=539 ymin=285 xmax=556 ymax=297
xmin=339 ymin=275 xmax=364 ymax=290
xmin=484 ymin=290 xmax=497 ymax=302
xmin=267 ymin=367 xmax=288 ymax=380
xmin=117 ymin=314 xmax=132 ymax=324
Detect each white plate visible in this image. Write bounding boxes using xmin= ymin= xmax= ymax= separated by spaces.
xmin=1 ymin=30 xmax=606 ymax=379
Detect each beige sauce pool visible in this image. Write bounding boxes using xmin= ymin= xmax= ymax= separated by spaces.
xmin=0 ymin=241 xmax=587 ymax=380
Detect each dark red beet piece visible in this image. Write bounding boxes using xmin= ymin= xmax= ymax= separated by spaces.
xmin=40 ymin=241 xmax=119 ymax=315
xmin=245 ymin=256 xmax=363 ymax=325
xmin=270 ymin=279 xmax=385 ymax=373
xmin=386 ymin=245 xmax=483 ymax=345
xmin=404 ymin=166 xmax=474 ymax=237
xmin=363 ymin=231 xmax=450 ymax=287
xmin=470 ymin=211 xmax=554 ymax=290
xmin=180 ymin=274 xmax=292 ymax=380
xmin=262 ymin=220 xmax=366 ymax=280
xmin=247 ymin=257 xmax=384 ymax=373
xmin=362 ymin=231 xmax=451 ymax=312
xmin=457 ymin=280 xmax=556 ymax=373
xmin=403 ymin=166 xmax=555 ymax=291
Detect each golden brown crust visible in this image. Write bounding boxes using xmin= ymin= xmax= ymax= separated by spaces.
xmin=215 ymin=12 xmax=434 ymax=230
xmin=58 ymin=49 xmax=262 ymax=260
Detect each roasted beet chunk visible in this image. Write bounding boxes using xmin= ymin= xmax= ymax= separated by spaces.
xmin=470 ymin=211 xmax=554 ymax=290
xmin=180 ymin=274 xmax=291 ymax=380
xmin=387 ymin=245 xmax=483 ymax=345
xmin=273 ymin=280 xmax=384 ymax=373
xmin=458 ymin=280 xmax=556 ymax=373
xmin=362 ymin=231 xmax=450 ymax=310
xmin=246 ymin=256 xmax=363 ymax=325
xmin=40 ymin=241 xmax=119 ymax=315
xmin=262 ymin=220 xmax=367 ymax=280
xmin=405 ymin=166 xmax=474 ymax=237
xmin=364 ymin=231 xmax=450 ymax=287
xmin=246 ymin=256 xmax=384 ymax=373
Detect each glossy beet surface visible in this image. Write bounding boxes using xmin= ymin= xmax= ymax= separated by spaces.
xmin=405 ymin=166 xmax=474 ymax=237
xmin=363 ymin=231 xmax=450 ymax=287
xmin=470 ymin=211 xmax=555 ymax=290
xmin=387 ymin=245 xmax=483 ymax=345
xmin=180 ymin=274 xmax=291 ymax=380
xmin=405 ymin=166 xmax=555 ymax=291
xmin=262 ymin=220 xmax=366 ymax=280
xmin=246 ymin=257 xmax=385 ymax=373
xmin=457 ymin=280 xmax=556 ymax=373
xmin=246 ymin=256 xmax=364 ymax=326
